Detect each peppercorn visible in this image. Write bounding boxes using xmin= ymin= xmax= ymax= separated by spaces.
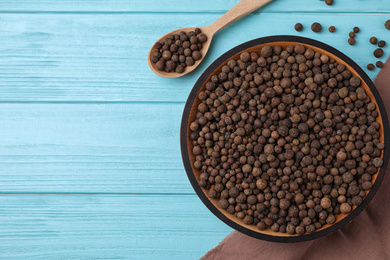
xmin=329 ymin=26 xmax=336 ymax=33
xmin=348 ymin=38 xmax=356 ymax=45
xmin=295 ymin=23 xmax=303 ymax=32
xmin=192 ymin=51 xmax=202 ymax=61
xmin=311 ymin=23 xmax=322 ymax=33
xmin=256 ymin=179 xmax=267 ymax=190
xmin=370 ymin=37 xmax=378 ymax=45
xmin=385 ymin=20 xmax=390 ymax=30
xmin=373 ymin=158 xmax=383 ymax=167
xmin=155 ymin=59 xmax=165 ymax=71
xmin=219 ymin=199 xmax=229 ymax=209
xmin=261 ymin=46 xmax=273 ymax=58
xmin=349 ymin=32 xmax=356 ymax=38
xmin=378 ymin=40 xmax=386 ymax=48
xmin=257 ymin=221 xmax=266 ymax=230
xmin=367 ymin=64 xmax=375 ymax=71
xmin=376 ymin=61 xmax=384 ymax=69
xmin=243 ymin=215 xmax=253 ymax=225
xmin=197 ymin=33 xmax=208 ymax=43
xmin=320 ymin=197 xmax=331 ymax=209
xmin=325 ymin=0 xmax=333 ymax=5
xmin=296 ymin=226 xmax=305 ymax=235
xmin=362 ymin=181 xmax=372 ymax=190
xmin=338 ymin=87 xmax=349 ymax=98
xmin=374 ymin=48 xmax=384 ymax=58
xmin=340 ymin=203 xmax=352 ymax=214
xmin=353 ymin=27 xmax=360 ymax=33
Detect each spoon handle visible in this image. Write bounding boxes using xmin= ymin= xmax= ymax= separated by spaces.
xmin=206 ymin=0 xmax=274 ymax=35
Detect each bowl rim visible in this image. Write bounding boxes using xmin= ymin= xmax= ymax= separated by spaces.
xmin=180 ymin=35 xmax=390 ymax=242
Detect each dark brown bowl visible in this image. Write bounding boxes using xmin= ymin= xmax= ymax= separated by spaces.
xmin=181 ymin=36 xmax=390 ymax=242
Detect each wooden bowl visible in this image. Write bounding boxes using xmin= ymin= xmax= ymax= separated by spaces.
xmin=180 ymin=36 xmax=390 ymax=242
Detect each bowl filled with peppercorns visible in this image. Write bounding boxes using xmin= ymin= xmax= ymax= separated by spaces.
xmin=181 ymin=35 xmax=390 ymax=242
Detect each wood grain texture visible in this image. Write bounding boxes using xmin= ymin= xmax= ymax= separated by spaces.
xmin=0 ymin=103 xmax=195 ymax=194
xmin=0 ymin=195 xmax=231 ymax=259
xmin=1 ymin=0 xmax=390 ymax=13
xmin=0 ymin=0 xmax=388 ymax=258
xmin=0 ymin=13 xmax=388 ymax=102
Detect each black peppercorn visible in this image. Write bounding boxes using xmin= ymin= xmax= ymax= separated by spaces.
xmin=370 ymin=37 xmax=378 ymax=45
xmin=311 ymin=23 xmax=322 ymax=33
xmin=378 ymin=40 xmax=386 ymax=48
xmin=325 ymin=0 xmax=333 ymax=5
xmin=155 ymin=59 xmax=165 ymax=71
xmin=329 ymin=26 xmax=336 ymax=33
xmin=192 ymin=51 xmax=202 ymax=61
xmin=374 ymin=48 xmax=384 ymax=58
xmin=348 ymin=38 xmax=356 ymax=45
xmin=367 ymin=64 xmax=375 ymax=71
xmin=197 ymin=33 xmax=208 ymax=43
xmin=376 ymin=61 xmax=384 ymax=69
xmin=373 ymin=158 xmax=384 ymax=167
xmin=295 ymin=23 xmax=303 ymax=32
xmin=353 ymin=26 xmax=360 ymax=33
xmin=385 ymin=20 xmax=390 ymax=30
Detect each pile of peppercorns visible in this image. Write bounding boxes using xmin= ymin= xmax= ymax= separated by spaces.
xmin=190 ymin=44 xmax=385 ymax=235
xmin=151 ymin=28 xmax=207 ymax=73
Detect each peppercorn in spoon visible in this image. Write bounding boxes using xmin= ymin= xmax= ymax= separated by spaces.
xmin=148 ymin=0 xmax=274 ymax=78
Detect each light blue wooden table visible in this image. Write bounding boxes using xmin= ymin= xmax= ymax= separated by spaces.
xmin=0 ymin=0 xmax=388 ymax=259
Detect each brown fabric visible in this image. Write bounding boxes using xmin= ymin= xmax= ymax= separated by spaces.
xmin=201 ymin=57 xmax=390 ymax=260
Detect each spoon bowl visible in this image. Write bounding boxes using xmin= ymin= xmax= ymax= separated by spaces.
xmin=147 ymin=26 xmax=214 ymax=78
xmin=148 ymin=0 xmax=274 ymax=78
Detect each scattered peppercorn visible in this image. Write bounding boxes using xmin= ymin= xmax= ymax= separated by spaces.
xmin=376 ymin=61 xmax=384 ymax=68
xmin=385 ymin=20 xmax=390 ymax=30
xmin=295 ymin=23 xmax=303 ymax=32
xmin=374 ymin=48 xmax=384 ymax=58
xmin=367 ymin=64 xmax=375 ymax=70
xmin=325 ymin=0 xmax=333 ymax=5
xmin=349 ymin=32 xmax=356 ymax=38
xmin=353 ymin=27 xmax=360 ymax=33
xmin=348 ymin=38 xmax=356 ymax=45
xmin=370 ymin=37 xmax=378 ymax=45
xmin=329 ymin=26 xmax=336 ymax=33
xmin=151 ymin=28 xmax=207 ymax=73
xmin=190 ymin=43 xmax=385 ymax=235
xmin=378 ymin=40 xmax=386 ymax=48
xmin=311 ymin=23 xmax=322 ymax=33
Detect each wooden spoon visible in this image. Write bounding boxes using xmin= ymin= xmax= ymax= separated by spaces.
xmin=148 ymin=0 xmax=274 ymax=78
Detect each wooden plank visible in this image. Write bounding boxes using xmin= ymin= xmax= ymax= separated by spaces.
xmin=0 ymin=13 xmax=387 ymax=102
xmin=1 ymin=0 xmax=390 ymax=13
xmin=0 ymin=103 xmax=197 ymax=194
xmin=0 ymin=195 xmax=231 ymax=259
